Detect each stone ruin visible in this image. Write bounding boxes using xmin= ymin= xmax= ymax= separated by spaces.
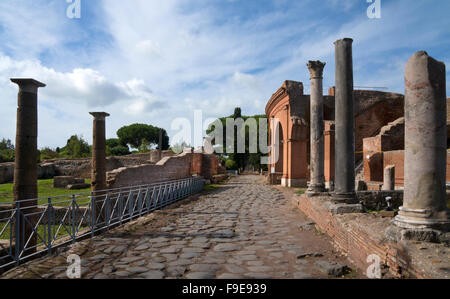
xmin=268 ymin=39 xmax=450 ymax=278
xmin=53 ymin=176 xmax=89 ymax=190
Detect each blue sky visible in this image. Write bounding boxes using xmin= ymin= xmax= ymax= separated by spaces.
xmin=0 ymin=0 xmax=449 ymax=148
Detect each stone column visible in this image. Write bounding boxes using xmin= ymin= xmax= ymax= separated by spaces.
xmin=394 ymin=51 xmax=450 ymax=234
xmin=382 ymin=165 xmax=395 ymax=191
xmin=332 ymin=38 xmax=357 ymax=204
xmin=307 ymin=61 xmax=326 ymax=195
xmin=11 ymin=78 xmax=46 ymax=253
xmin=90 ymin=112 xmax=110 ymax=223
xmin=324 ymin=121 xmax=335 ymax=190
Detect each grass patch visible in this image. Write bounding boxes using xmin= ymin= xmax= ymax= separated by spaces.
xmin=0 ymin=222 xmax=89 ymax=241
xmin=0 ymin=179 xmax=91 ymax=205
xmin=295 ymin=189 xmax=307 ymax=195
xmin=203 ymin=184 xmax=221 ymax=191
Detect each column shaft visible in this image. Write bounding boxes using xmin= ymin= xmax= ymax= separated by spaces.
xmin=307 ymin=61 xmax=326 ymax=194
xmin=11 ymin=78 xmax=45 ymax=254
xmin=395 ymin=51 xmax=450 ymax=231
xmin=90 ymin=112 xmax=110 ymax=224
xmin=333 ymin=38 xmax=356 ymax=203
xmin=382 ymin=165 xmax=395 ymax=191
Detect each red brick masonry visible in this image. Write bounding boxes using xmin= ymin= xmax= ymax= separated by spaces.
xmin=294 ymin=194 xmax=434 ymax=278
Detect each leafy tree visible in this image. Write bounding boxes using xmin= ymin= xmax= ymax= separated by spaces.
xmin=206 ymin=108 xmax=268 ymax=171
xmin=40 ymin=147 xmax=59 ymax=161
xmin=0 ymin=138 xmax=14 ymax=162
xmin=225 ymin=159 xmax=237 ymax=170
xmin=60 ymin=135 xmax=91 ymax=158
xmin=117 ymin=124 xmax=169 ymax=150
xmin=106 ymin=138 xmax=130 ymax=156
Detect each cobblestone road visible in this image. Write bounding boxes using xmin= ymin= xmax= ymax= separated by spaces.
xmin=2 ymin=175 xmax=361 ymax=279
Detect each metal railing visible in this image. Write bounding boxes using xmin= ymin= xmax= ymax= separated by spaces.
xmin=0 ymin=177 xmax=204 ymax=270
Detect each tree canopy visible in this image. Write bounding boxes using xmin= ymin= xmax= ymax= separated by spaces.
xmin=60 ymin=135 xmax=91 ymax=158
xmin=206 ymin=107 xmax=268 ymax=172
xmin=0 ymin=138 xmax=14 ymax=163
xmin=117 ymin=123 xmax=169 ymax=151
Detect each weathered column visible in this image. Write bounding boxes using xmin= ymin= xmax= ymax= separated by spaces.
xmin=11 ymin=78 xmax=46 ymax=254
xmin=394 ymin=51 xmax=450 ymax=234
xmin=332 ymin=38 xmax=357 ymax=204
xmin=90 ymin=112 xmax=110 ymax=192
xmin=382 ymin=165 xmax=395 ymax=191
xmin=90 ymin=112 xmax=109 ymax=224
xmin=307 ymin=61 xmax=326 ymax=195
xmin=324 ymin=121 xmax=335 ymax=190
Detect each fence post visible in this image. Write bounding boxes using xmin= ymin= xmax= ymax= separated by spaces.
xmin=47 ymin=198 xmax=53 ymax=255
xmin=71 ymin=195 xmax=76 ymax=243
xmin=90 ymin=192 xmax=95 ymax=238
xmin=105 ymin=192 xmax=111 ymax=229
xmin=14 ymin=201 xmax=21 ymax=265
xmin=118 ymin=189 xmax=123 ymax=225
xmin=128 ymin=190 xmax=134 ymax=220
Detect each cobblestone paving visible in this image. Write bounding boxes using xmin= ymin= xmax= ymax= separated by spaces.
xmin=1 ymin=175 xmax=361 ymax=279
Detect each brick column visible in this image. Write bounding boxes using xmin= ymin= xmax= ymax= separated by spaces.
xmin=11 ymin=78 xmax=46 ymax=254
xmin=394 ymin=51 xmax=450 ymax=236
xmin=90 ymin=112 xmax=109 ymax=224
xmin=307 ymin=60 xmax=326 ymax=195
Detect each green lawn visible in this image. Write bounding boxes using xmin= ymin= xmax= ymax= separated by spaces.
xmin=0 ymin=222 xmax=89 ymax=241
xmin=0 ymin=179 xmax=91 ymax=205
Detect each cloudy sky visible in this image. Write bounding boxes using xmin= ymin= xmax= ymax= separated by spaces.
xmin=0 ymin=0 xmax=449 ymax=148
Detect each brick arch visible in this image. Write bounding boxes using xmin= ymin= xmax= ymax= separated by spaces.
xmin=266 ymin=81 xmax=308 ymax=187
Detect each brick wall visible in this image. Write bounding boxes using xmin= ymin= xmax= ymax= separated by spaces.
xmin=106 ymin=153 xmax=192 ymax=189
xmin=383 ymin=150 xmax=450 ymax=186
xmin=295 ymin=195 xmax=428 ymax=278
xmin=106 ymin=152 xmax=226 ymax=189
xmin=0 ymin=154 xmax=152 ymax=184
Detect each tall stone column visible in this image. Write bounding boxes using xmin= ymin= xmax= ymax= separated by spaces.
xmin=307 ymin=61 xmax=326 ymax=195
xmin=90 ymin=112 xmax=110 ymax=224
xmin=394 ymin=51 xmax=450 ymax=235
xmin=11 ymin=78 xmax=46 ymax=253
xmin=332 ymin=38 xmax=357 ymax=204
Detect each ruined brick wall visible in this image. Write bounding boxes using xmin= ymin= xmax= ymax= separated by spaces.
xmin=0 ymin=163 xmax=14 ymax=184
xmin=383 ymin=150 xmax=450 ymax=186
xmin=0 ymin=153 xmax=152 ymax=184
xmin=44 ymin=154 xmax=151 ymax=179
xmin=106 ymin=153 xmax=192 ymax=189
xmin=295 ymin=195 xmax=427 ymax=278
xmin=149 ymin=150 xmax=175 ymax=163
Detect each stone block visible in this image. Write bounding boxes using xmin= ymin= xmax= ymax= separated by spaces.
xmin=66 ymin=183 xmax=90 ymax=190
xmin=325 ymin=202 xmax=365 ymax=215
xmin=53 ymin=176 xmax=75 ymax=188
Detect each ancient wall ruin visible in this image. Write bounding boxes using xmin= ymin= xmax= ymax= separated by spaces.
xmin=0 ymin=153 xmax=151 ymax=184
xmin=106 ymin=151 xmax=226 ymax=189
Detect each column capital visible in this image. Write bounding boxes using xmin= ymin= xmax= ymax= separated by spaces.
xmin=89 ymin=112 xmax=110 ymax=120
xmin=307 ymin=60 xmax=326 ymax=79
xmin=334 ymin=38 xmax=353 ymax=46
xmin=11 ymin=78 xmax=46 ymax=94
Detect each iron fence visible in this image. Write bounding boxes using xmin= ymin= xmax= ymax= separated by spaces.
xmin=0 ymin=177 xmax=204 ymax=270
